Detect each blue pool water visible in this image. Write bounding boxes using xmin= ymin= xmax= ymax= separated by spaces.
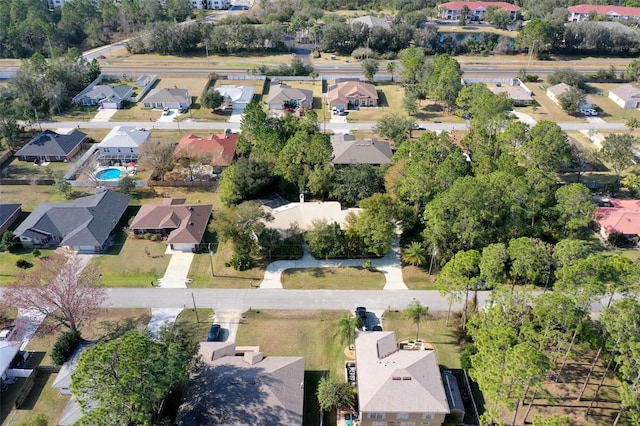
xmin=96 ymin=168 xmax=122 ymax=181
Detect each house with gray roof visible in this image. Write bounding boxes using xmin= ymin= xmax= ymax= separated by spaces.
xmin=609 ymin=84 xmax=640 ymax=109
xmin=74 ymin=85 xmax=133 ymax=109
xmin=546 ymin=83 xmax=572 ymax=106
xmin=0 ymin=203 xmax=21 ymax=234
xmin=331 ymin=134 xmax=392 ymax=166
xmin=14 ymin=190 xmax=131 ymax=253
xmin=265 ymin=83 xmax=313 ymax=111
xmin=350 ymin=15 xmax=392 ymax=30
xmin=177 ymin=342 xmax=304 ymax=425
xmin=355 ymin=331 xmax=450 ymax=426
xmin=14 ymin=130 xmax=87 ymax=162
xmin=97 ymin=126 xmax=151 ymax=164
xmin=142 ymin=88 xmax=192 ymax=110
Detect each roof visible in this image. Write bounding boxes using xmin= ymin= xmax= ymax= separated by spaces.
xmin=0 ymin=341 xmax=20 ymax=376
xmin=438 ymin=1 xmax=520 ymax=12
xmin=129 ymin=199 xmax=212 ymax=245
xmin=52 ymin=342 xmax=94 ymax=390
xmin=489 ymin=86 xmax=533 ymax=102
xmin=143 ymin=88 xmax=190 ymax=104
xmin=597 ymin=199 xmax=640 ymax=236
xmin=350 ymin=15 xmax=391 ymax=30
xmin=327 ymin=81 xmax=378 ymax=104
xmin=330 ymin=134 xmax=392 ymax=165
xmin=0 ymin=203 xmax=21 ymax=227
xmin=14 ymin=190 xmax=131 ymax=248
xmin=177 ymin=342 xmax=304 ymax=425
xmin=568 ymin=4 xmax=640 ymax=18
xmin=264 ymin=201 xmax=361 ymax=232
xmin=265 ymin=84 xmax=313 ymax=106
xmin=355 ymin=331 xmax=450 ymax=415
xmin=174 ymin=133 xmax=239 ymax=167
xmin=99 ymin=126 xmax=151 ymax=149
xmin=609 ymin=84 xmax=640 ymax=102
xmin=547 ymin=83 xmax=571 ymax=97
xmin=82 ymin=85 xmax=132 ymax=102
xmin=216 ymin=85 xmax=255 ymax=104
xmin=14 ymin=130 xmax=87 ymax=158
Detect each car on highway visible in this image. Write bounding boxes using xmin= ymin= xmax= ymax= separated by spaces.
xmin=207 ymin=324 xmax=221 ymax=341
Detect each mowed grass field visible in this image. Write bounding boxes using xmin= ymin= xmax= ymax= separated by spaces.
xmin=281 ymin=267 xmax=385 ymax=290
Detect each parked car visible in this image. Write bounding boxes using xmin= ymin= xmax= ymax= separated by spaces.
xmin=413 ymin=123 xmax=426 ymax=130
xmin=0 ymin=326 xmax=15 ymax=341
xmin=207 ymin=324 xmax=221 ymax=342
xmin=372 ymin=325 xmax=383 ymax=331
xmin=581 ymin=108 xmax=598 ymax=116
xmin=355 ymin=307 xmax=367 ymax=320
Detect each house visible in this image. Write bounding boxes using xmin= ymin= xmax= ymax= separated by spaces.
xmin=330 ymin=134 xmax=392 ymax=166
xmin=13 ymin=190 xmax=131 ymax=253
xmin=568 ymin=4 xmax=640 ymax=21
xmin=438 ymin=1 xmax=520 ymax=21
xmin=265 ymin=83 xmax=313 ymax=111
xmin=0 ymin=203 xmax=22 ymax=234
xmin=263 ymin=200 xmax=361 ymax=232
xmin=52 ymin=342 xmax=94 ymax=396
xmin=327 ymin=80 xmax=378 ymax=111
xmin=176 ymin=341 xmax=305 ymax=425
xmin=97 ymin=126 xmax=151 ymax=165
xmin=596 ymin=199 xmax=640 ymax=241
xmin=215 ymin=85 xmax=255 ymax=109
xmin=489 ymin=85 xmax=534 ymax=106
xmin=546 ymin=83 xmax=572 ymax=106
xmin=14 ymin=129 xmax=88 ymax=163
xmin=355 ymin=331 xmax=450 ymax=426
xmin=0 ymin=341 xmax=21 ymax=386
xmin=142 ymin=88 xmax=192 ymax=110
xmin=350 ymin=15 xmax=392 ymax=30
xmin=608 ymin=84 xmax=640 ymax=109
xmin=190 ymin=0 xmax=229 ymax=9
xmin=129 ymin=199 xmax=212 ymax=252
xmin=174 ymin=133 xmax=239 ymax=169
xmin=74 ymin=85 xmax=133 ymax=109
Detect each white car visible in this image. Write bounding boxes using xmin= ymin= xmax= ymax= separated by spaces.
xmin=581 ymin=109 xmax=598 ymax=116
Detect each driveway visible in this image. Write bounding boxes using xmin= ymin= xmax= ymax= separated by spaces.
xmin=156 ymin=247 xmax=194 ymax=289
xmin=156 ymin=109 xmax=181 ymax=123
xmin=90 ymin=109 xmax=117 ymax=122
xmin=212 ymin=309 xmax=244 ymax=343
xmin=512 ymin=111 xmax=537 ymax=125
xmin=330 ymin=112 xmax=348 ymax=124
xmin=228 ymin=106 xmax=247 ymax=123
xmin=586 ymin=116 xmax=606 ymax=124
xmin=147 ymin=308 xmax=183 ymax=338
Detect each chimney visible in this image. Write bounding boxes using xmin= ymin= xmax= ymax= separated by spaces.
xmin=243 ymin=351 xmax=263 ymax=365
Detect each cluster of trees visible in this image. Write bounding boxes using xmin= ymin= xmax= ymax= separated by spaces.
xmin=320 ymin=18 xmax=415 ymax=57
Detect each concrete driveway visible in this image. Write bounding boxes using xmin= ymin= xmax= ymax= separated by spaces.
xmin=147 ymin=308 xmax=183 ymax=338
xmin=90 ymin=109 xmax=117 ymax=122
xmin=212 ymin=309 xmax=244 ymax=343
xmin=228 ymin=106 xmax=247 ymax=123
xmin=156 ymin=247 xmax=194 ymax=289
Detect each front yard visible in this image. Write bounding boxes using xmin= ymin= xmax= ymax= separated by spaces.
xmin=0 ymin=248 xmax=57 ymax=286
xmin=281 ymin=267 xmax=385 ymax=290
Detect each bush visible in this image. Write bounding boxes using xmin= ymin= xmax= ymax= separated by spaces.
xmin=18 ymin=413 xmax=49 ymax=426
xmin=226 ymin=254 xmax=252 ymax=271
xmin=143 ymin=232 xmax=153 ymax=240
xmin=608 ymin=232 xmax=626 ymax=247
xmin=16 ymin=259 xmax=33 ymax=269
xmin=525 ymin=74 xmax=539 ymax=82
xmin=0 ymin=231 xmax=17 ymax=252
xmin=459 ymin=344 xmax=478 ymax=370
xmin=32 ymin=249 xmax=41 ymax=257
xmin=312 ymin=50 xmax=321 ymax=59
xmin=51 ymin=331 xmax=81 ymax=365
xmin=150 ymin=233 xmax=163 ymax=242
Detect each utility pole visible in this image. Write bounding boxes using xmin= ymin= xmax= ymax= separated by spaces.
xmin=191 ymin=293 xmax=200 ymax=323
xmin=209 ymin=243 xmax=214 ymax=277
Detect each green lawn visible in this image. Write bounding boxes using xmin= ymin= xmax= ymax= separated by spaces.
xmin=402 ymin=265 xmax=439 ymax=290
xmin=2 ymin=157 xmax=75 ymax=180
xmin=1 ymin=373 xmax=70 ymax=426
xmin=281 ymin=267 xmax=385 ymax=290
xmin=0 ymin=248 xmax=57 ymax=286
xmin=173 ymin=308 xmax=214 ymax=343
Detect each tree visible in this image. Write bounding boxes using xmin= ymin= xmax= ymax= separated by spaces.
xmin=519 ymin=120 xmax=572 ymax=172
xmin=404 ymin=299 xmax=430 ymax=342
xmin=516 ymin=18 xmax=557 ymax=58
xmin=552 ymin=238 xmax=592 ymax=269
xmin=213 ymin=201 xmax=272 ymax=257
xmin=479 ymin=243 xmax=508 ymax=288
xmin=335 ymin=314 xmax=359 ymax=348
xmin=402 ymin=89 xmax=419 ymax=116
xmin=137 ymin=139 xmax=176 ymax=181
xmin=305 ymin=220 xmax=348 ymax=259
xmin=347 ymin=193 xmax=406 ymax=256
xmin=361 ymin=58 xmax=378 ymax=81
xmin=626 ymin=117 xmax=640 ymax=132
xmin=557 ymin=86 xmax=586 ymax=113
xmin=547 ymin=68 xmax=586 ymax=89
xmin=386 ymin=61 xmax=396 ymax=82
xmin=4 ymin=252 xmax=105 ymax=333
xmin=402 ymin=241 xmax=427 ymax=267
xmin=330 ymin=164 xmax=384 ymax=207
xmin=54 ymin=173 xmax=72 ymax=198
xmin=427 ymin=54 xmax=462 ymax=110
xmin=165 ymin=0 xmax=192 ymax=22
xmin=554 ymin=183 xmax=596 ymax=237
xmin=218 ymin=157 xmax=275 ymax=206
xmin=399 ymin=47 xmax=424 ymax=85
xmin=485 ymin=6 xmax=512 ymax=29
xmin=316 ymin=376 xmax=354 ymax=415
xmin=600 ymin=133 xmax=638 ymax=181
xmin=117 ymin=175 xmax=136 ymax=195
xmin=437 ymin=249 xmax=481 ymax=328
xmin=71 ymin=332 xmax=191 ymax=424
xmin=276 ymin=132 xmax=332 ymax=190
xmin=508 ymin=237 xmax=553 ymax=288
xmin=458 ymin=5 xmax=469 ymax=26
xmin=200 ymin=88 xmax=225 ymax=111
xmin=0 ymin=231 xmax=16 ymax=252
xmin=374 ymin=113 xmax=414 ymax=146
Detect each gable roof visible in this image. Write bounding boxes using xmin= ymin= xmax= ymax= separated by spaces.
xmin=216 ymin=85 xmax=255 ymax=104
xmin=99 ymin=126 xmax=151 ymax=149
xmin=265 ymin=84 xmax=313 ymax=106
xmin=52 ymin=342 xmax=95 ymax=390
xmin=547 ymin=83 xmax=571 ymax=97
xmin=82 ymin=85 xmax=132 ymax=102
xmin=355 ymin=331 xmax=450 ymax=415
xmin=350 ymin=15 xmax=391 ymax=30
xmin=177 ymin=342 xmax=304 ymax=425
xmin=129 ymin=199 xmax=212 ymax=245
xmin=609 ymin=84 xmax=640 ymax=102
xmin=14 ymin=190 xmax=131 ymax=248
xmin=568 ymin=4 xmax=640 ymax=18
xmin=597 ymin=199 xmax=640 ymax=236
xmin=0 ymin=341 xmax=20 ymax=377
xmin=264 ymin=201 xmax=361 ymax=232
xmin=330 ymin=134 xmax=392 ymax=165
xmin=327 ymin=81 xmax=378 ymax=104
xmin=438 ymin=1 xmax=520 ymax=12
xmin=143 ymin=88 xmax=190 ymax=104
xmin=15 ymin=130 xmax=87 ymax=158
xmin=490 ymin=85 xmax=534 ymax=102
xmin=174 ymin=133 xmax=239 ymax=167
xmin=0 ymin=203 xmax=21 ymax=227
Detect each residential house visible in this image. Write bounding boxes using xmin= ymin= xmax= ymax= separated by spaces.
xmin=0 ymin=341 xmax=21 ymax=386
xmin=546 ymin=83 xmax=572 ymax=106
xmin=97 ymin=126 xmax=151 ymax=165
xmin=438 ymin=1 xmax=520 ymax=21
xmin=13 ymin=190 xmax=131 ymax=253
xmin=489 ymin=85 xmax=534 ymax=106
xmin=263 ymin=200 xmax=361 ymax=233
xmin=350 ymin=15 xmax=392 ymax=30
xmin=327 ymin=80 xmax=378 ymax=112
xmin=176 ymin=341 xmax=305 ymax=425
xmin=0 ymin=203 xmax=22 ymax=234
xmin=330 ymin=134 xmax=393 ymax=166
xmin=14 ymin=129 xmax=87 ymax=163
xmin=190 ymin=0 xmax=229 ymax=9
xmin=265 ymin=83 xmax=313 ymax=111
xmin=215 ymin=85 xmax=255 ymax=110
xmin=52 ymin=342 xmax=95 ymax=396
xmin=355 ymin=331 xmax=450 ymax=426
xmin=608 ymin=84 xmax=640 ymax=109
xmin=74 ymin=85 xmax=133 ymax=109
xmin=142 ymin=88 xmax=192 ymax=110
xmin=596 ymin=199 xmax=640 ymax=242
xmin=174 ymin=133 xmax=239 ymax=170
xmin=129 ymin=199 xmax=212 ymax=252
xmin=568 ymin=4 xmax=640 ymax=21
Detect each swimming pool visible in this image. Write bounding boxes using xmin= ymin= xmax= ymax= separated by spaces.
xmin=96 ymin=168 xmax=122 ymax=181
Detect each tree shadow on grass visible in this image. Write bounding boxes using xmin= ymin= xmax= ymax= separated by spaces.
xmin=97 ymin=314 xmax=151 ymax=341
xmin=15 ymin=372 xmax=52 ymax=410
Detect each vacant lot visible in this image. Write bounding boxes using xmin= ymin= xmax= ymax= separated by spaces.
xmin=402 ymin=265 xmax=438 ymax=290
xmin=282 ymin=267 xmax=385 ymax=290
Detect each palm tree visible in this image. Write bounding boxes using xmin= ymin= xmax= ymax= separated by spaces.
xmin=402 ymin=242 xmax=427 ymax=266
xmin=405 ymin=300 xmax=431 ymax=342
xmin=335 ymin=314 xmax=359 ymax=349
xmin=386 ymin=62 xmax=396 ymax=82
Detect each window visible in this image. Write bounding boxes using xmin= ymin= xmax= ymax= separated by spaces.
xmin=422 ymin=413 xmax=435 ymax=420
xmin=397 ymin=413 xmax=409 ymax=419
xmin=368 ymin=413 xmax=385 ymax=419
xmin=421 ymin=423 xmax=431 ymax=426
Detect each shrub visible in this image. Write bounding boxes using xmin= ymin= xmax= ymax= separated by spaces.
xmin=150 ymin=234 xmax=163 ymax=242
xmin=312 ymin=50 xmax=321 ymax=59
xmin=459 ymin=344 xmax=478 ymax=370
xmin=525 ymin=74 xmax=539 ymax=82
xmin=608 ymin=232 xmax=626 ymax=247
xmin=51 ymin=331 xmax=81 ymax=365
xmin=16 ymin=259 xmax=33 ymax=269
xmin=18 ymin=413 xmax=49 ymax=426
xmin=143 ymin=232 xmax=153 ymax=240
xmin=362 ymin=260 xmax=373 ymax=270
xmin=226 ymin=254 xmax=252 ymax=271
xmin=32 ymin=249 xmax=41 ymax=258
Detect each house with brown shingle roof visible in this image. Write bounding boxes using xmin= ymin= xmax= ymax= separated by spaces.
xmin=174 ymin=133 xmax=239 ymax=170
xmin=546 ymin=83 xmax=571 ymax=106
xmin=608 ymin=84 xmax=640 ymax=109
xmin=327 ymin=80 xmax=378 ymax=112
xmin=265 ymin=83 xmax=313 ymax=111
xmin=355 ymin=331 xmax=450 ymax=426
xmin=330 ymin=134 xmax=392 ymax=166
xmin=129 ymin=199 xmax=212 ymax=252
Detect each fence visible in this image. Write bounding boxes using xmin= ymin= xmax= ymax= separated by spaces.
xmin=0 ymin=179 xmax=54 ymax=186
xmin=14 ymin=368 xmax=37 ymax=408
xmin=64 ymin=144 xmax=99 ymax=180
xmin=148 ymin=180 xmax=218 ymax=188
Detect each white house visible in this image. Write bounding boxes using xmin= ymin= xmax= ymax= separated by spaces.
xmin=568 ymin=4 xmax=640 ymax=21
xmin=97 ymin=126 xmax=151 ymax=164
xmin=608 ymin=84 xmax=640 ymax=109
xmin=190 ymin=0 xmax=229 ymax=9
xmin=215 ymin=85 xmax=255 ymax=109
xmin=546 ymin=83 xmax=572 ymax=106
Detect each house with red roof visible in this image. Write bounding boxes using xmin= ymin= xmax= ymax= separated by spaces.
xmin=568 ymin=4 xmax=640 ymax=21
xmin=596 ymin=199 xmax=640 ymax=242
xmin=438 ymin=1 xmax=520 ymax=21
xmin=173 ymin=133 xmax=239 ymax=170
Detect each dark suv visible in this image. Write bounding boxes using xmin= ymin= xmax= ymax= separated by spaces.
xmin=207 ymin=324 xmax=221 ymax=342
xmin=355 ymin=307 xmax=367 ymax=320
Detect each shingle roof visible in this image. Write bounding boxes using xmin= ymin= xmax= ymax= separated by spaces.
xmin=327 ymin=81 xmax=378 ymax=104
xmin=99 ymin=126 xmax=151 ymax=149
xmin=355 ymin=331 xmax=450 ymax=415
xmin=174 ymin=133 xmax=239 ymax=167
xmin=0 ymin=203 xmax=21 ymax=228
xmin=14 ymin=130 xmax=87 ymax=158
xmin=330 ymin=134 xmax=392 ymax=165
xmin=609 ymin=84 xmax=640 ymax=102
xmin=547 ymin=83 xmax=571 ymax=97
xmin=215 ymin=85 xmax=255 ymax=104
xmin=14 ymin=190 xmax=131 ymax=248
xmin=438 ymin=1 xmax=520 ymax=12
xmin=265 ymin=84 xmax=313 ymax=106
xmin=83 ymin=85 xmax=132 ymax=102
xmin=143 ymin=88 xmax=190 ymax=104
xmin=350 ymin=15 xmax=391 ymax=30
xmin=129 ymin=199 xmax=212 ymax=244
xmin=489 ymin=86 xmax=534 ymax=102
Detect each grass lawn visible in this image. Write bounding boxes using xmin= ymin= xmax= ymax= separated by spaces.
xmin=1 ymin=373 xmax=70 ymax=426
xmin=402 ymin=265 xmax=439 ymax=290
xmin=131 ymin=186 xmax=222 ymax=208
xmin=515 ymin=84 xmax=585 ymax=123
xmin=346 ymin=82 xmax=403 ymax=122
xmin=0 ymin=248 xmax=57 ymax=286
xmin=281 ymin=267 xmax=385 ymax=290
xmin=0 ymin=185 xmax=67 ymax=212
xmin=111 ymin=102 xmax=165 ymax=121
xmin=585 ymin=83 xmax=640 ymax=123
xmin=173 ymin=307 xmax=214 ymax=344
xmin=53 ymin=104 xmax=99 ymax=122
xmin=1 ymin=157 xmax=74 ymax=180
